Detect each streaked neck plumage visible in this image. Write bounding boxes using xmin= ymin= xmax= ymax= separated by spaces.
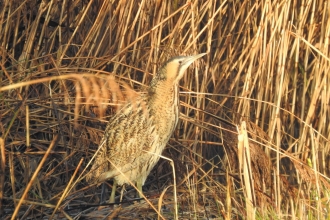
xmin=147 ymin=69 xmax=180 ymax=136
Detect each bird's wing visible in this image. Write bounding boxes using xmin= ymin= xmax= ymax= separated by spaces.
xmin=86 ymin=98 xmax=156 ymax=183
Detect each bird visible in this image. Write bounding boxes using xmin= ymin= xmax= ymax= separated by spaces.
xmin=86 ymin=53 xmax=206 ymax=203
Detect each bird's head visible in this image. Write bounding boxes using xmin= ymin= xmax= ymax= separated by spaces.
xmin=151 ymin=53 xmax=206 ymax=86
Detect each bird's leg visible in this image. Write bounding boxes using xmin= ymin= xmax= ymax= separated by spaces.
xmin=136 ymin=178 xmax=143 ymax=199
xmin=119 ymin=184 xmax=126 ymax=202
xmin=100 ymin=183 xmax=108 ymax=204
xmin=109 ymin=180 xmax=117 ymax=203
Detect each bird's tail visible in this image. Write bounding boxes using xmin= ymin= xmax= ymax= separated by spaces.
xmin=85 ymin=159 xmax=108 ymax=184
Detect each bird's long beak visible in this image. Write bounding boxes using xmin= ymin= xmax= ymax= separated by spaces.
xmin=181 ymin=53 xmax=207 ymax=68
xmin=191 ymin=53 xmax=207 ymax=59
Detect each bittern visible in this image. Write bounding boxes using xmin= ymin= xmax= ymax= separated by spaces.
xmin=86 ymin=53 xmax=206 ymax=203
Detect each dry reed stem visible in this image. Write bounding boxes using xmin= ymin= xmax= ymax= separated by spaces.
xmin=50 ymin=158 xmax=83 ymax=220
xmin=237 ymin=121 xmax=256 ymax=219
xmin=11 ymin=135 xmax=58 ymax=220
xmin=0 ymin=138 xmax=5 ymax=215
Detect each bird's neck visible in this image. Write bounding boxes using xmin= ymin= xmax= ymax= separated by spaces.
xmin=147 ymin=80 xmax=180 ymax=137
xmin=147 ymin=80 xmax=180 ymax=113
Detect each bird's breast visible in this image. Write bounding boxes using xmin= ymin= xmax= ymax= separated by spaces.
xmin=149 ymin=85 xmax=180 ymax=141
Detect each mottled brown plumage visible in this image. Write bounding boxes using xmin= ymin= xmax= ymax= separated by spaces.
xmin=86 ymin=54 xmax=205 ymax=202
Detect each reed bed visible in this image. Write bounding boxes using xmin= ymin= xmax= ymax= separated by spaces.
xmin=0 ymin=0 xmax=329 ymax=219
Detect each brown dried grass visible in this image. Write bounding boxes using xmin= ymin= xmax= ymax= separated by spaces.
xmin=1 ymin=0 xmax=329 ymax=219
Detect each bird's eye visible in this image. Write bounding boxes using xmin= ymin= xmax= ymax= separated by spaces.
xmin=178 ymin=61 xmax=183 ymax=65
